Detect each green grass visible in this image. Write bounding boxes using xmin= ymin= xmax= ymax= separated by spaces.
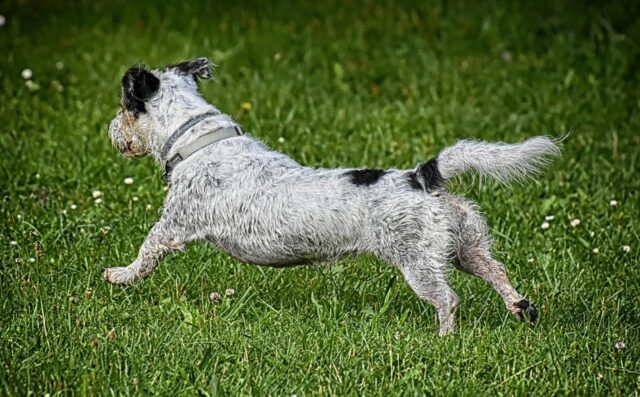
xmin=1 ymin=0 xmax=640 ymax=395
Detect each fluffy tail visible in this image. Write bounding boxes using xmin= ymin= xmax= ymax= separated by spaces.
xmin=435 ymin=136 xmax=561 ymax=185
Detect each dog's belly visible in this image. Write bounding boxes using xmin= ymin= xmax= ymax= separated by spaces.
xmin=207 ymin=224 xmax=362 ymax=266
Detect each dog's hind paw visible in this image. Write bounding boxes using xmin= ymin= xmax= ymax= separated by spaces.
xmin=512 ymin=299 xmax=538 ymax=325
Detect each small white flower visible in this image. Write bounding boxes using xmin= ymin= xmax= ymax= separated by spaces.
xmin=16 ymin=214 xmax=22 ymax=219
xmin=62 ymin=210 xmax=67 ymax=215
xmin=609 ymin=199 xmax=618 ymax=207
xmin=92 ymin=190 xmax=102 ymax=199
xmin=35 ymin=173 xmax=40 ymax=179
xmin=278 ymin=137 xmax=286 ymax=144
xmin=163 ymin=186 xmax=169 ymax=191
xmin=544 ymin=215 xmax=555 ymax=221
xmin=209 ymin=291 xmax=221 ymax=301
xmin=225 ymin=288 xmax=235 ymax=297
xmin=15 ymin=258 xmax=23 ymax=263
xmin=0 ymin=15 xmax=6 ymax=27
xmin=592 ymin=248 xmax=599 ymax=254
xmin=597 ymin=373 xmax=604 ymax=379
xmin=614 ymin=340 xmax=626 ymax=349
xmin=21 ymin=68 xmax=33 ymax=80
xmin=55 ymin=61 xmax=64 ymax=70
xmin=94 ymin=198 xmax=103 ymax=205
xmin=590 ymin=231 xmax=595 ymax=237
xmin=540 ymin=222 xmax=550 ymax=230
xmin=570 ymin=219 xmax=580 ymax=227
xmin=145 ymin=204 xmax=152 ymax=210
xmin=70 ymin=204 xmax=77 ymax=210
xmin=9 ymin=241 xmax=18 ymax=246
xmin=29 ymin=257 xmax=35 ymax=263
xmin=123 ymin=177 xmax=134 ymax=185
xmin=132 ymin=196 xmax=139 ymax=202
xmin=527 ymin=258 xmax=534 ymax=263
xmin=622 ymin=245 xmax=631 ymax=253
xmin=25 ymin=80 xmax=40 ymax=91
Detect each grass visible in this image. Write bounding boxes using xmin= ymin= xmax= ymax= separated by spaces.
xmin=1 ymin=0 xmax=639 ymax=395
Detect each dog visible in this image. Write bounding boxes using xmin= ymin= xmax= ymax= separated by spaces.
xmin=105 ymin=57 xmax=560 ymax=335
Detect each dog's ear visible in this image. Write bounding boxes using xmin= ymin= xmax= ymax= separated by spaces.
xmin=122 ymin=66 xmax=160 ymax=114
xmin=168 ymin=57 xmax=213 ymax=80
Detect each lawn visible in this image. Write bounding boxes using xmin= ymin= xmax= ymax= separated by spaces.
xmin=1 ymin=0 xmax=639 ymax=395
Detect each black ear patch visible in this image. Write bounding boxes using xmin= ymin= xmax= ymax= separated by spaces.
xmin=122 ymin=67 xmax=160 ymax=115
xmin=167 ymin=57 xmax=212 ymax=80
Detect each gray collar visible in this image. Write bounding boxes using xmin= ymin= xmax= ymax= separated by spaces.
xmin=162 ymin=112 xmax=243 ymax=182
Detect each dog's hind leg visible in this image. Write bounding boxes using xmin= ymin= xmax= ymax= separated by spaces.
xmin=453 ymin=200 xmax=538 ymax=324
xmin=398 ymin=261 xmax=460 ymax=336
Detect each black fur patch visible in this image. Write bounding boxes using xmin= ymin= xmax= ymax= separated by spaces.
xmin=344 ymin=169 xmax=387 ymax=186
xmin=407 ymin=157 xmax=444 ymax=191
xmin=166 ymin=58 xmax=211 ymax=80
xmin=122 ymin=67 xmax=160 ymax=115
xmin=406 ymin=172 xmax=422 ymax=189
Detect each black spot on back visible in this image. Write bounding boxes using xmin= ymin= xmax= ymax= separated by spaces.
xmin=344 ymin=169 xmax=387 ymax=186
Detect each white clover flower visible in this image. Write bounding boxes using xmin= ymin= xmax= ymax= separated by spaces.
xmin=614 ymin=340 xmax=625 ymax=349
xmin=94 ymin=198 xmax=103 ymax=205
xmin=544 ymin=215 xmax=555 ymax=221
xmin=592 ymin=248 xmax=599 ymax=254
xmin=132 ymin=196 xmax=139 ymax=202
xmin=570 ymin=219 xmax=580 ymax=227
xmin=123 ymin=177 xmax=134 ymax=185
xmin=527 ymin=258 xmax=534 ymax=263
xmin=540 ymin=222 xmax=550 ymax=230
xmin=622 ymin=245 xmax=631 ymax=253
xmin=278 ymin=137 xmax=286 ymax=144
xmin=29 ymin=257 xmax=35 ymax=263
xmin=9 ymin=241 xmax=18 ymax=246
xmin=21 ymin=68 xmax=33 ymax=80
xmin=17 ymin=214 xmax=22 ymax=219
xmin=55 ymin=61 xmax=64 ymax=70
xmin=225 ymin=288 xmax=235 ymax=297
xmin=92 ymin=190 xmax=102 ymax=199
xmin=209 ymin=291 xmax=221 ymax=301
xmin=70 ymin=204 xmax=77 ymax=210
xmin=62 ymin=210 xmax=67 ymax=215
xmin=609 ymin=199 xmax=618 ymax=207
xmin=145 ymin=204 xmax=152 ymax=210
xmin=35 ymin=173 xmax=40 ymax=179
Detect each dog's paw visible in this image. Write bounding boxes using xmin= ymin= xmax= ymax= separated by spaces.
xmin=512 ymin=299 xmax=538 ymax=325
xmin=102 ymin=267 xmax=135 ymax=285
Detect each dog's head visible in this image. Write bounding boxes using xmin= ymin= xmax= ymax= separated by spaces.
xmin=108 ymin=58 xmax=213 ymax=158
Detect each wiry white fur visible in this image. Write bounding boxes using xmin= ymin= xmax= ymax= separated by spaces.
xmin=105 ymin=58 xmax=558 ymax=335
xmin=438 ymin=137 xmax=561 ymax=185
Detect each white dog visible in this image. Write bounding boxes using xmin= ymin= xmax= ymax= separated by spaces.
xmin=105 ymin=58 xmax=560 ymax=335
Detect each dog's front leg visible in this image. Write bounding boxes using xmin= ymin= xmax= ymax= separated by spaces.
xmin=103 ymin=215 xmax=187 ymax=285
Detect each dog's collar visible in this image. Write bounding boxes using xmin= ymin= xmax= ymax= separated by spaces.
xmin=162 ymin=112 xmax=243 ymax=183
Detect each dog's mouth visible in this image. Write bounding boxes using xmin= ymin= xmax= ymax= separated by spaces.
xmin=119 ymin=141 xmax=145 ymax=158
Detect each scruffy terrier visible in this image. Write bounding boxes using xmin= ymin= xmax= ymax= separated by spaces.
xmin=105 ymin=57 xmax=560 ymax=335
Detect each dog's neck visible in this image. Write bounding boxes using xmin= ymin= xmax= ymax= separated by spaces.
xmin=147 ymin=104 xmax=237 ymax=163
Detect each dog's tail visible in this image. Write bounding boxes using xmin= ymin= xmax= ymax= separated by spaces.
xmin=416 ymin=136 xmax=561 ymax=189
